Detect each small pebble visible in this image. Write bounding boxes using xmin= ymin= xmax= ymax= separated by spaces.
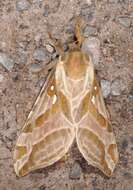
xmin=43 ymin=5 xmax=50 ymax=17
xmin=18 ymin=49 xmax=27 ymax=65
xmin=117 ymin=17 xmax=131 ymax=28
xmin=128 ymin=94 xmax=133 ymax=102
xmin=33 ymin=0 xmax=42 ymax=5
xmin=121 ymin=138 xmax=128 ymax=151
xmin=83 ymin=25 xmax=97 ymax=37
xmin=82 ymin=37 xmax=100 ymax=66
xmin=100 ymin=80 xmax=111 ymax=98
xmin=29 ymin=63 xmax=43 ymax=73
xmin=0 ymin=52 xmax=14 ymax=71
xmin=69 ymin=162 xmax=82 ymax=180
xmin=111 ymin=79 xmax=126 ymax=96
xmin=16 ymin=0 xmax=31 ymax=11
xmin=45 ymin=44 xmax=55 ymax=54
xmin=33 ymin=48 xmax=50 ymax=63
xmin=0 ymin=74 xmax=4 ymax=82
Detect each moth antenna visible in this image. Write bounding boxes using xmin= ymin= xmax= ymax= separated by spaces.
xmin=74 ymin=16 xmax=85 ymax=47
xmin=48 ymin=32 xmax=64 ymax=55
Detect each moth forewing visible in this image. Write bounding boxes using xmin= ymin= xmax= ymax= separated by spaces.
xmin=76 ymin=73 xmax=118 ymax=176
xmin=13 ymin=68 xmax=75 ymax=177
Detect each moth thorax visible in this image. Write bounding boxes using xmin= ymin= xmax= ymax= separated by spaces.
xmin=64 ymin=51 xmax=89 ymax=80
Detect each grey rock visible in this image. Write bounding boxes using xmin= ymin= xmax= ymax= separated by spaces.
xmin=16 ymin=0 xmax=31 ymax=11
xmin=0 ymin=52 xmax=14 ymax=71
xmin=108 ymin=0 xmax=118 ymax=3
xmin=111 ymin=78 xmax=126 ymax=96
xmin=33 ymin=48 xmax=50 ymax=63
xmin=83 ymin=25 xmax=97 ymax=37
xmin=69 ymin=162 xmax=82 ymax=180
xmin=82 ymin=37 xmax=100 ymax=66
xmin=29 ymin=63 xmax=43 ymax=73
xmin=117 ymin=17 xmax=131 ymax=28
xmin=46 ymin=44 xmax=55 ymax=54
xmin=128 ymin=94 xmax=133 ymax=103
xmin=101 ymin=80 xmax=111 ymax=98
xmin=121 ymin=137 xmax=133 ymax=153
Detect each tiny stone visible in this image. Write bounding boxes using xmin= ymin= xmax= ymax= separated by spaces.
xmin=69 ymin=162 xmax=82 ymax=180
xmin=0 ymin=74 xmax=4 ymax=82
xmin=45 ymin=44 xmax=55 ymax=54
xmin=33 ymin=0 xmax=42 ymax=5
xmin=86 ymin=0 xmax=92 ymax=6
xmin=0 ymin=52 xmax=14 ymax=71
xmin=108 ymin=0 xmax=118 ymax=3
xmin=29 ymin=63 xmax=43 ymax=73
xmin=16 ymin=0 xmax=31 ymax=11
xmin=111 ymin=79 xmax=126 ymax=96
xmin=12 ymin=73 xmax=19 ymax=81
xmin=128 ymin=94 xmax=133 ymax=103
xmin=123 ymin=172 xmax=133 ymax=180
xmin=101 ymin=80 xmax=111 ymax=98
xmin=33 ymin=48 xmax=50 ymax=63
xmin=83 ymin=25 xmax=97 ymax=37
xmin=121 ymin=138 xmax=128 ymax=151
xmin=43 ymin=5 xmax=50 ymax=17
xmin=38 ymin=184 xmax=46 ymax=190
xmin=117 ymin=17 xmax=131 ymax=28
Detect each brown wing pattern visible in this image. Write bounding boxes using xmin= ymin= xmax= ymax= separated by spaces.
xmin=76 ymin=77 xmax=118 ymax=176
xmin=14 ymin=70 xmax=75 ymax=176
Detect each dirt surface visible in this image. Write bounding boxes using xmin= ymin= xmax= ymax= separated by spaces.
xmin=0 ymin=0 xmax=133 ymax=190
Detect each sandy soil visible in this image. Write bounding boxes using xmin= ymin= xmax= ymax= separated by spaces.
xmin=0 ymin=0 xmax=133 ymax=189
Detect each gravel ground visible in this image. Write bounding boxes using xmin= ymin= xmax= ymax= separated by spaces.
xmin=0 ymin=0 xmax=133 ymax=190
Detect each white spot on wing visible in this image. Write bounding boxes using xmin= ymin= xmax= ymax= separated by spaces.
xmin=51 ymin=85 xmax=54 ymax=90
xmin=91 ymin=96 xmax=95 ymax=104
xmin=52 ymin=95 xmax=57 ymax=104
xmin=94 ymin=86 xmax=97 ymax=90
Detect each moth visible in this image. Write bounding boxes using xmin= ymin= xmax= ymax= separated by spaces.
xmin=14 ymin=19 xmax=118 ymax=177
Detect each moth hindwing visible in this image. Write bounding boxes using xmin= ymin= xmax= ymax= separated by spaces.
xmin=14 ymin=21 xmax=118 ymax=177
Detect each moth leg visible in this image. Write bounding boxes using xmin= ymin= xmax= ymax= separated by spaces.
xmin=48 ymin=32 xmax=64 ymax=55
xmin=75 ymin=17 xmax=85 ymax=47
